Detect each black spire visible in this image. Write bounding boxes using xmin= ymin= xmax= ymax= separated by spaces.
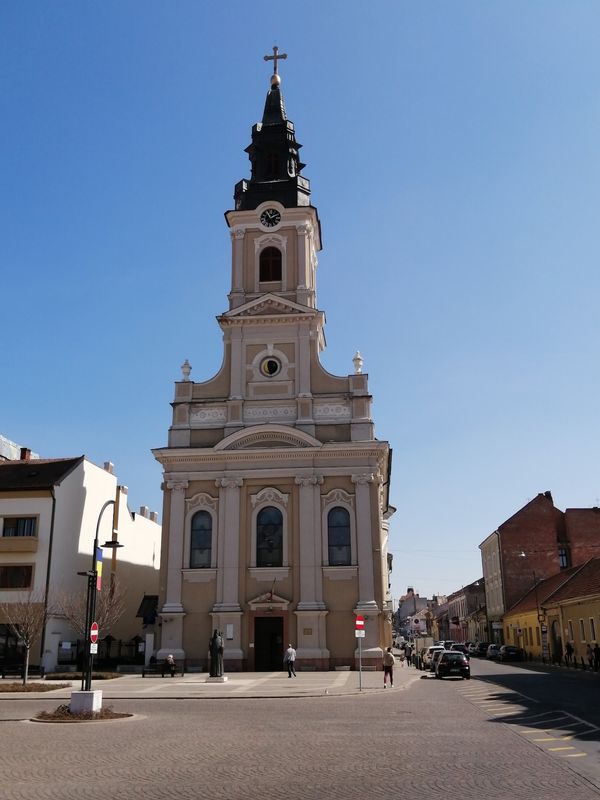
xmin=234 ymin=61 xmax=311 ymax=211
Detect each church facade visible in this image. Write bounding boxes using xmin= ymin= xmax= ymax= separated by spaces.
xmin=153 ymin=59 xmax=394 ymax=671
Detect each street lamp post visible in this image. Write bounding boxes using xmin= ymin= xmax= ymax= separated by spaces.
xmin=78 ymin=500 xmax=123 ymax=691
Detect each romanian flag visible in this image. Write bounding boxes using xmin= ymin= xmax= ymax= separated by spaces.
xmin=96 ymin=547 xmax=103 ymax=591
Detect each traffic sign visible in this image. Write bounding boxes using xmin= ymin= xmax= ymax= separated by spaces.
xmin=90 ymin=642 xmax=98 ymax=654
xmin=355 ymin=629 xmax=365 ymax=638
xmin=355 ymin=615 xmax=365 ymax=630
xmin=90 ymin=622 xmax=99 ymax=644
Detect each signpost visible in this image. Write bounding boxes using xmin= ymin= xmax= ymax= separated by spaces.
xmin=355 ymin=615 xmax=365 ymax=691
xmin=90 ymin=622 xmax=99 ymax=643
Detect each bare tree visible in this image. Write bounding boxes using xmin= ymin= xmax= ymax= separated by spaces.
xmin=0 ymin=590 xmax=47 ymax=685
xmin=53 ymin=575 xmax=127 ymax=640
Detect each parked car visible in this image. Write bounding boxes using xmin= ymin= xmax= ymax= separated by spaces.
xmin=467 ymin=642 xmax=479 ymax=656
xmin=423 ymin=645 xmax=445 ymax=669
xmin=486 ymin=644 xmax=501 ymax=659
xmin=471 ymin=642 xmax=489 ymax=657
xmin=430 ymin=648 xmax=447 ymax=673
xmin=498 ymin=645 xmax=525 ymax=662
xmin=450 ymin=643 xmax=470 ymax=660
xmin=435 ymin=651 xmax=471 ymax=680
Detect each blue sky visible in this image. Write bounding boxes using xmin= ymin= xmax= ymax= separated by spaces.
xmin=2 ymin=3 xmax=599 ymax=602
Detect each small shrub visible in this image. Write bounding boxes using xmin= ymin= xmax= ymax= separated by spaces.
xmin=36 ymin=704 xmax=131 ymax=721
xmin=0 ymin=682 xmax=70 ymax=693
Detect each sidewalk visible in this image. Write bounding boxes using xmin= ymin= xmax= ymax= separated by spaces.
xmin=0 ymin=664 xmax=423 ymax=701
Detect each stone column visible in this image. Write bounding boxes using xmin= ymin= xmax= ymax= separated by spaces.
xmin=230 ymin=327 xmax=243 ymax=400
xmin=294 ymin=475 xmax=329 ymax=665
xmin=162 ymin=479 xmax=188 ymax=613
xmin=214 ymin=477 xmax=243 ymax=612
xmin=296 ymin=222 xmax=313 ymax=306
xmin=157 ymin=479 xmax=188 ymax=661
xmin=295 ymin=475 xmax=325 ymax=611
xmin=351 ymin=473 xmax=379 ymax=613
xmin=229 ymin=227 xmax=245 ymax=308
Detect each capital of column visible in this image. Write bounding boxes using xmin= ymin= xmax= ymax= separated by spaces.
xmin=216 ymin=477 xmax=243 ymax=489
xmin=294 ymin=475 xmax=324 ymax=487
xmin=351 ymin=473 xmax=375 ymax=486
xmin=230 ymin=226 xmax=245 ymax=241
xmin=166 ymin=479 xmax=189 ymax=491
xmin=296 ymin=222 xmax=313 ymax=236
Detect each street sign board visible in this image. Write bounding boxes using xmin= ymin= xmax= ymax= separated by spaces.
xmin=355 ymin=629 xmax=365 ymax=638
xmin=355 ymin=615 xmax=365 ymax=630
xmin=90 ymin=642 xmax=98 ymax=654
xmin=90 ymin=622 xmax=99 ymax=643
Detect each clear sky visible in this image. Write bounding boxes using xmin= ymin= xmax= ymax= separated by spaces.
xmin=2 ymin=3 xmax=599 ymax=603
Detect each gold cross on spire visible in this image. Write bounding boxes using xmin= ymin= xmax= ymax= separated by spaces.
xmin=264 ymin=45 xmax=287 ymax=77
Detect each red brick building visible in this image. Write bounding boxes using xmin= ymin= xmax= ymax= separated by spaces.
xmin=480 ymin=492 xmax=600 ymax=643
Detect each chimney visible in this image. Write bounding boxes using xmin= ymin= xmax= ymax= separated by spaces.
xmin=150 ymin=511 xmax=158 ymax=523
xmin=139 ymin=505 xmax=149 ymax=518
xmin=103 ymin=461 xmax=115 ymax=474
xmin=20 ymin=448 xmax=31 ymax=461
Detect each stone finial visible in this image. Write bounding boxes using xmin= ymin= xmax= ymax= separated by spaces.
xmin=181 ymin=359 xmax=192 ymax=381
xmin=352 ymin=351 xmax=363 ymax=374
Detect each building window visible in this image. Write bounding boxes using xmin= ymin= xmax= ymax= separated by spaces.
xmin=2 ymin=517 xmax=36 ymax=537
xmin=536 ymin=627 xmax=541 ymax=646
xmin=558 ymin=547 xmax=569 ymax=568
xmin=327 ymin=507 xmax=351 ymax=566
xmin=190 ymin=511 xmax=212 ymax=568
xmin=259 ymin=247 xmax=282 ymax=282
xmin=579 ymin=619 xmax=586 ymax=641
xmin=568 ymin=620 xmax=574 ymax=641
xmin=590 ymin=618 xmax=596 ymax=641
xmin=256 ymin=506 xmax=283 ymax=568
xmin=0 ymin=565 xmax=33 ymax=589
xmin=265 ymin=151 xmax=279 ymax=179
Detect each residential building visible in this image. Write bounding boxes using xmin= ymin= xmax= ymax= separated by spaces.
xmin=503 ymin=559 xmax=600 ymax=664
xmin=153 ymin=64 xmax=393 ymax=671
xmin=0 ymin=452 xmax=161 ymax=671
xmin=479 ymin=491 xmax=600 ymax=643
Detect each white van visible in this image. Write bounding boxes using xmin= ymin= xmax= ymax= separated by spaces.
xmin=423 ymin=645 xmax=445 ymax=669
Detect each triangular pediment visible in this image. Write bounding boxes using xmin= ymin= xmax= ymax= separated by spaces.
xmin=222 ymin=294 xmax=315 ymax=319
xmin=248 ymin=592 xmax=289 ymax=609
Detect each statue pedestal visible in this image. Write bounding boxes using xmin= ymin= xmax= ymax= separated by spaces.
xmin=205 ymin=676 xmax=228 ymax=683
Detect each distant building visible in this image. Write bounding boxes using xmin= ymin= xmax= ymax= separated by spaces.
xmin=0 ymin=451 xmax=161 ymax=671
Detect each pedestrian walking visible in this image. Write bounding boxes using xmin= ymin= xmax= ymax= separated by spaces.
xmin=404 ymin=643 xmax=412 ymax=667
xmin=586 ymin=644 xmax=593 ymax=670
xmin=565 ymin=641 xmax=574 ymax=666
xmin=383 ymin=647 xmax=395 ymax=687
xmin=593 ymin=643 xmax=600 ymax=671
xmin=284 ymin=644 xmax=297 ymax=677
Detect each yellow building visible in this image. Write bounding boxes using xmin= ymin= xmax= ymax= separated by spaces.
xmin=503 ymin=558 xmax=600 ymax=664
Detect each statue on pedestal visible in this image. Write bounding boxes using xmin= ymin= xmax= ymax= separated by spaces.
xmin=209 ymin=629 xmax=224 ymax=677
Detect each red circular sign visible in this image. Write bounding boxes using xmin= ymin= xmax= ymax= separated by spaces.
xmin=90 ymin=622 xmax=99 ymax=643
xmin=355 ymin=615 xmax=365 ymax=629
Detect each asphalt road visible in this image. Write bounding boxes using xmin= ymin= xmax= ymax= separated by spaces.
xmin=0 ymin=663 xmax=598 ymax=800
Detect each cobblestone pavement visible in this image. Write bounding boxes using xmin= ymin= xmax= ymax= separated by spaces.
xmin=1 ymin=667 xmax=599 ymax=800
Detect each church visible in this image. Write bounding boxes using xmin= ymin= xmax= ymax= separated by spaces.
xmin=153 ymin=51 xmax=394 ymax=671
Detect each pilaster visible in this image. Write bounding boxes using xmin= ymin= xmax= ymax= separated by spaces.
xmin=351 ymin=473 xmax=379 ymax=614
xmin=295 ymin=475 xmax=325 ymax=611
xmin=213 ymin=477 xmax=243 ymax=613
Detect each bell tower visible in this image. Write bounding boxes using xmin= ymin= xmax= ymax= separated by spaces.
xmin=153 ymin=50 xmax=393 ymax=672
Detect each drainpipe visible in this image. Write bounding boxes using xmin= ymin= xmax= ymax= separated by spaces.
xmin=38 ymin=487 xmax=57 ymax=669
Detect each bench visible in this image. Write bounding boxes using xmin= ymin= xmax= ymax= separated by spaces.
xmin=142 ymin=659 xmax=186 ymax=678
xmin=0 ymin=662 xmax=44 ymax=679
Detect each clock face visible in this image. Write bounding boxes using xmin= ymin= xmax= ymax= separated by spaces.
xmin=260 ymin=208 xmax=281 ymax=228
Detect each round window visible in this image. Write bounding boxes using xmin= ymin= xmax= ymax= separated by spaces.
xmin=260 ymin=357 xmax=281 ymax=377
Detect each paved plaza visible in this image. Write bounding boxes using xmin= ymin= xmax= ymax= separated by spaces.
xmin=1 ymin=664 xmax=599 ymax=800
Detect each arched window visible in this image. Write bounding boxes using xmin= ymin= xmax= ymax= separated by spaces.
xmin=328 ymin=507 xmax=351 ymax=566
xmin=256 ymin=506 xmax=283 ymax=568
xmin=190 ymin=510 xmax=212 ymax=568
xmin=259 ymin=247 xmax=282 ymax=282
